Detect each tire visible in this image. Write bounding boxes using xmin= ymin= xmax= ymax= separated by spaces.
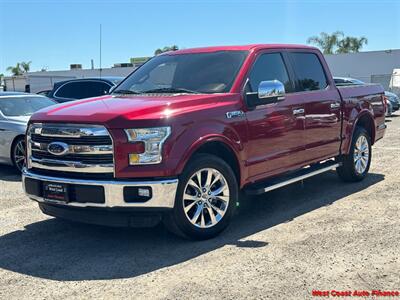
xmin=11 ymin=136 xmax=26 ymax=173
xmin=337 ymin=126 xmax=371 ymax=182
xmin=163 ymin=154 xmax=238 ymax=240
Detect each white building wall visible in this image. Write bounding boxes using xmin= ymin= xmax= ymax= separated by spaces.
xmin=324 ymin=49 xmax=400 ymax=90
xmin=4 ymin=67 xmax=136 ymax=93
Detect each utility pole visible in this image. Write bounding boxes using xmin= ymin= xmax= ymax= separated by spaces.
xmin=99 ymin=24 xmax=102 ymax=78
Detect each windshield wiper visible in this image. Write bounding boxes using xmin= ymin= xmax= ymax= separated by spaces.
xmin=112 ymin=89 xmax=141 ymax=95
xmin=141 ymin=87 xmax=199 ymax=94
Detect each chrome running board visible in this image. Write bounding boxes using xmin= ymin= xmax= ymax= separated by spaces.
xmin=245 ymin=160 xmax=341 ymax=195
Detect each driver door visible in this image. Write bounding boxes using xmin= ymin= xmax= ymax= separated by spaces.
xmin=244 ymin=51 xmax=306 ymax=182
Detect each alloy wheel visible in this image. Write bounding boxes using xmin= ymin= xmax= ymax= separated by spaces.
xmin=182 ymin=168 xmax=230 ymax=228
xmin=13 ymin=139 xmax=26 ymax=172
xmin=353 ymin=135 xmax=369 ymax=175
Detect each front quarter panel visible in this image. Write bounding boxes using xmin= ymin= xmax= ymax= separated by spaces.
xmin=0 ymin=120 xmax=27 ymax=164
xmin=112 ymin=94 xmax=247 ymax=183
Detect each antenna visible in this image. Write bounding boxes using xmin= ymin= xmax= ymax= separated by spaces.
xmin=99 ymin=24 xmax=102 ymax=78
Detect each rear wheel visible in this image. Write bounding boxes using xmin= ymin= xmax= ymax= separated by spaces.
xmin=337 ymin=127 xmax=371 ymax=182
xmin=12 ymin=136 xmax=26 ymax=173
xmin=164 ymin=154 xmax=238 ymax=240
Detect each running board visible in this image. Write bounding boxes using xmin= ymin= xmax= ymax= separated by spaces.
xmin=244 ymin=160 xmax=341 ymax=195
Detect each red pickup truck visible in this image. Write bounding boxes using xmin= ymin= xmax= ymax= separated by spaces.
xmin=23 ymin=44 xmax=386 ymax=239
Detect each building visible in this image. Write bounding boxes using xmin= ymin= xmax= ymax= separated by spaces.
xmin=3 ymin=64 xmax=136 ymax=93
xmin=324 ymin=49 xmax=400 ymax=92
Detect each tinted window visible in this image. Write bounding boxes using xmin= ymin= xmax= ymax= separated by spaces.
xmin=0 ymin=96 xmax=55 ymax=116
xmin=334 ymin=78 xmax=345 ymax=84
xmin=247 ymin=53 xmax=292 ymax=93
xmin=114 ymin=51 xmax=248 ymax=94
xmin=55 ymin=81 xmax=111 ymax=100
xmin=290 ymin=52 xmax=328 ymax=91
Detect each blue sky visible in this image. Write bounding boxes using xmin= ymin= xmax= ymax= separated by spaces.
xmin=0 ymin=0 xmax=399 ymax=74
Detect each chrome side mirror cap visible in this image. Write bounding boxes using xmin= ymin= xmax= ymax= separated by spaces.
xmin=258 ymin=80 xmax=285 ymax=100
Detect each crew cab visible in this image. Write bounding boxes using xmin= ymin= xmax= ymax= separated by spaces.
xmin=22 ymin=44 xmax=386 ymax=239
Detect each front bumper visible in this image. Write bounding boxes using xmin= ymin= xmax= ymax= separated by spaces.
xmin=22 ymin=169 xmax=179 ymax=209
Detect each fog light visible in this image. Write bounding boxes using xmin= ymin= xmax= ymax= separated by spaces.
xmin=123 ymin=187 xmax=153 ymax=203
xmin=138 ymin=188 xmax=150 ymax=197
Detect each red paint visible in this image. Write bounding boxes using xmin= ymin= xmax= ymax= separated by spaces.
xmin=29 ymin=44 xmax=385 ymax=187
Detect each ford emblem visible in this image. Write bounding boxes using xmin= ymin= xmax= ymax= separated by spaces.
xmin=47 ymin=142 xmax=69 ymax=156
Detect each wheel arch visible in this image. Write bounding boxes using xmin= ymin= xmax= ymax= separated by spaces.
xmin=177 ymin=137 xmax=242 ymax=187
xmin=354 ymin=112 xmax=375 ymax=144
xmin=344 ymin=111 xmax=375 ymax=154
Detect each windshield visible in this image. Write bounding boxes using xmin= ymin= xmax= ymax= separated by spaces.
xmin=114 ymin=51 xmax=248 ymax=94
xmin=0 ymin=96 xmax=55 ymax=117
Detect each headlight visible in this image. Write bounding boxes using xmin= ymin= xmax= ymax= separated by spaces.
xmin=124 ymin=127 xmax=171 ymax=165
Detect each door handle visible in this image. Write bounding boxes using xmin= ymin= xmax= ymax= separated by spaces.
xmin=292 ymin=108 xmax=305 ymax=115
xmin=330 ymin=102 xmax=341 ymax=109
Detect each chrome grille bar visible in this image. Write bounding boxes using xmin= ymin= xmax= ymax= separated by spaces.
xmin=27 ymin=123 xmax=114 ymax=174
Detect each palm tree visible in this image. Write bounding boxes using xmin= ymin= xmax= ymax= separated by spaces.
xmin=20 ymin=61 xmax=32 ymax=73
xmin=7 ymin=63 xmax=23 ymax=76
xmin=337 ymin=36 xmax=367 ymax=53
xmin=307 ymin=31 xmax=344 ymax=54
xmin=154 ymin=45 xmax=179 ymax=55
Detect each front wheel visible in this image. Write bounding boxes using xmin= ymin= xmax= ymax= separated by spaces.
xmin=12 ymin=136 xmax=26 ymax=173
xmin=337 ymin=126 xmax=371 ymax=182
xmin=164 ymin=154 xmax=238 ymax=240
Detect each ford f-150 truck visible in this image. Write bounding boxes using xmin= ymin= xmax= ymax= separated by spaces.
xmin=23 ymin=44 xmax=386 ymax=239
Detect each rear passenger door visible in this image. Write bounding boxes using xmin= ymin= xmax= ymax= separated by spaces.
xmin=287 ymin=51 xmax=342 ymax=162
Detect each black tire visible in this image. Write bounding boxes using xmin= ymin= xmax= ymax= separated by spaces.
xmin=11 ymin=136 xmax=26 ymax=173
xmin=163 ymin=154 xmax=238 ymax=240
xmin=337 ymin=126 xmax=371 ymax=182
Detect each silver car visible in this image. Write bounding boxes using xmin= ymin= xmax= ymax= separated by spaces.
xmin=0 ymin=92 xmax=56 ymax=172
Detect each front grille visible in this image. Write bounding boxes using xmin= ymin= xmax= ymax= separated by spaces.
xmin=27 ymin=123 xmax=114 ymax=175
xmin=31 ymin=134 xmax=112 ymax=145
xmin=32 ymin=152 xmax=113 ymax=164
xmin=30 ymin=168 xmax=115 ymax=180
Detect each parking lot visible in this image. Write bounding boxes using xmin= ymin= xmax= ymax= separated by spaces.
xmin=0 ymin=116 xmax=399 ymax=299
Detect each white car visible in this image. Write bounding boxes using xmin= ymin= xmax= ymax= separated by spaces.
xmin=0 ymin=92 xmax=56 ymax=172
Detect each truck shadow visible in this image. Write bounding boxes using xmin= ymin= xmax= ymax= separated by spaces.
xmin=0 ymin=171 xmax=384 ymax=281
xmin=0 ymin=165 xmax=21 ymax=182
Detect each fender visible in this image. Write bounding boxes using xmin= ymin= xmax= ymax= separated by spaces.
xmin=172 ymin=122 xmax=245 ymax=183
xmin=342 ymin=108 xmax=376 ymax=155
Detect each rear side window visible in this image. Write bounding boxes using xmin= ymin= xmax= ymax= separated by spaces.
xmin=55 ymin=81 xmax=111 ymax=100
xmin=248 ymin=53 xmax=292 ymax=93
xmin=289 ymin=52 xmax=328 ymax=91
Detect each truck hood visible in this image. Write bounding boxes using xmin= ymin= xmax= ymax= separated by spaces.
xmin=30 ymin=94 xmax=239 ymax=128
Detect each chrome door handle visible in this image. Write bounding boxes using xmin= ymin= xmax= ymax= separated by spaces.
xmin=330 ymin=102 xmax=341 ymax=109
xmin=293 ymin=108 xmax=305 ymax=115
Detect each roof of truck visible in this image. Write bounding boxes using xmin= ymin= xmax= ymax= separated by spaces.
xmin=163 ymin=44 xmax=318 ymax=55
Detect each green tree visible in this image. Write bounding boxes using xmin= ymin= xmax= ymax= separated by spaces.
xmin=7 ymin=63 xmax=23 ymax=76
xmin=20 ymin=61 xmax=32 ymax=73
xmin=336 ymin=36 xmax=368 ymax=53
xmin=307 ymin=31 xmax=344 ymax=54
xmin=154 ymin=45 xmax=179 ymax=55
xmin=307 ymin=31 xmax=368 ymax=54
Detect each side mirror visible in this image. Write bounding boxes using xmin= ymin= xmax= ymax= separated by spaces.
xmin=258 ymin=80 xmax=285 ymax=100
xmin=246 ymin=80 xmax=285 ymax=108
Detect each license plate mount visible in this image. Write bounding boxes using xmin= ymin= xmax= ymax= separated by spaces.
xmin=43 ymin=182 xmax=69 ymax=202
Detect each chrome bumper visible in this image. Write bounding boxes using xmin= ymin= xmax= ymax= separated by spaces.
xmin=22 ymin=169 xmax=178 ymax=209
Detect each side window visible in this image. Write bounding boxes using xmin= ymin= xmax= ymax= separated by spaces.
xmin=289 ymin=52 xmax=328 ymax=91
xmin=248 ymin=53 xmax=292 ymax=93
xmin=85 ymin=82 xmax=112 ymax=97
xmin=55 ymin=81 xmax=111 ymax=99
xmin=55 ymin=82 xmax=83 ymax=99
